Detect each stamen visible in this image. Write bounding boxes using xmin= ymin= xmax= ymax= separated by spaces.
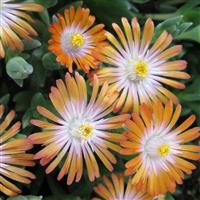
xmin=159 ymin=144 xmax=170 ymax=157
xmin=134 ymin=60 xmax=148 ymax=77
xmin=79 ymin=123 xmax=93 ymax=139
xmin=70 ymin=33 xmax=85 ymax=47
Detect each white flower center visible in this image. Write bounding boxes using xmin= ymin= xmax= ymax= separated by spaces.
xmin=60 ymin=29 xmax=86 ymax=56
xmin=67 ymin=117 xmax=94 ymax=143
xmin=141 ymin=126 xmax=180 ymax=173
xmin=125 ymin=59 xmax=149 ymax=82
xmin=144 ymin=135 xmax=171 ymax=158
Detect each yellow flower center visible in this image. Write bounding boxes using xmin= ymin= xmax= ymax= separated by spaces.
xmin=70 ymin=33 xmax=85 ymax=47
xmin=134 ymin=60 xmax=148 ymax=77
xmin=79 ymin=124 xmax=93 ymax=139
xmin=159 ymin=144 xmax=170 ymax=156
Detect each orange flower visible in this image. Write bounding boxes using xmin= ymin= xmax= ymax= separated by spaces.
xmin=93 ymin=173 xmax=152 ymax=200
xmin=121 ymin=100 xmax=200 ymax=196
xmin=29 ymin=72 xmax=130 ymax=185
xmin=0 ymin=0 xmax=44 ymax=58
xmin=0 ymin=104 xmax=35 ymax=196
xmin=91 ymin=17 xmax=190 ymax=113
xmin=48 ymin=6 xmax=107 ymax=73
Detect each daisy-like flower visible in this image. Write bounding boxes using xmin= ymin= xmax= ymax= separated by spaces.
xmin=0 ymin=0 xmax=44 ymax=58
xmin=93 ymin=173 xmax=152 ymax=200
xmin=120 ymin=100 xmax=200 ymax=196
xmin=91 ymin=17 xmax=190 ymax=113
xmin=28 ymin=72 xmax=130 ymax=185
xmin=0 ymin=104 xmax=35 ymax=196
xmin=48 ymin=6 xmax=107 ymax=73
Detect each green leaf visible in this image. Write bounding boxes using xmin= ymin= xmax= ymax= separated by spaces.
xmin=32 ymin=45 xmax=48 ymax=60
xmin=176 ymin=76 xmax=200 ymax=125
xmin=178 ymin=0 xmax=200 ymax=12
xmin=22 ymin=108 xmax=35 ymax=128
xmin=159 ymin=4 xmax=177 ymax=13
xmin=5 ymin=48 xmax=30 ymax=61
xmin=178 ymin=93 xmax=200 ymax=102
xmin=154 ymin=16 xmax=192 ymax=39
xmin=56 ymin=1 xmax=83 ymax=14
xmin=13 ymin=91 xmax=33 ymax=111
xmin=35 ymin=0 xmax=57 ymax=8
xmin=28 ymin=43 xmax=48 ymax=88
xmin=176 ymin=25 xmax=200 ymax=43
xmin=190 ymin=103 xmax=200 ymax=125
xmin=0 ymin=94 xmax=10 ymax=105
xmin=6 ymin=57 xmax=33 ymax=80
xmin=165 ymin=192 xmax=175 ymax=200
xmin=23 ymin=39 xmax=41 ymax=51
xmin=31 ymin=93 xmax=46 ymax=108
xmin=7 ymin=195 xmax=43 ymax=200
xmin=39 ymin=10 xmax=50 ymax=26
xmin=177 ymin=76 xmax=200 ymax=101
xmin=33 ymin=20 xmax=51 ymax=42
xmin=84 ymin=0 xmax=134 ymax=27
xmin=180 ymin=8 xmax=200 ymax=25
xmin=42 ymin=52 xmax=61 ymax=70
xmin=5 ymin=48 xmax=20 ymax=62
xmin=22 ymin=93 xmax=46 ymax=128
xmin=131 ymin=0 xmax=150 ymax=3
xmin=44 ymin=195 xmax=80 ymax=200
xmin=31 ymin=63 xmax=47 ymax=87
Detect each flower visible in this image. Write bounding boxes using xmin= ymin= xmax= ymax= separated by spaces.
xmin=120 ymin=100 xmax=200 ymax=196
xmin=48 ymin=6 xmax=107 ymax=73
xmin=93 ymin=173 xmax=152 ymax=200
xmin=0 ymin=0 xmax=44 ymax=58
xmin=91 ymin=17 xmax=190 ymax=113
xmin=28 ymin=72 xmax=130 ymax=185
xmin=0 ymin=104 xmax=35 ymax=196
